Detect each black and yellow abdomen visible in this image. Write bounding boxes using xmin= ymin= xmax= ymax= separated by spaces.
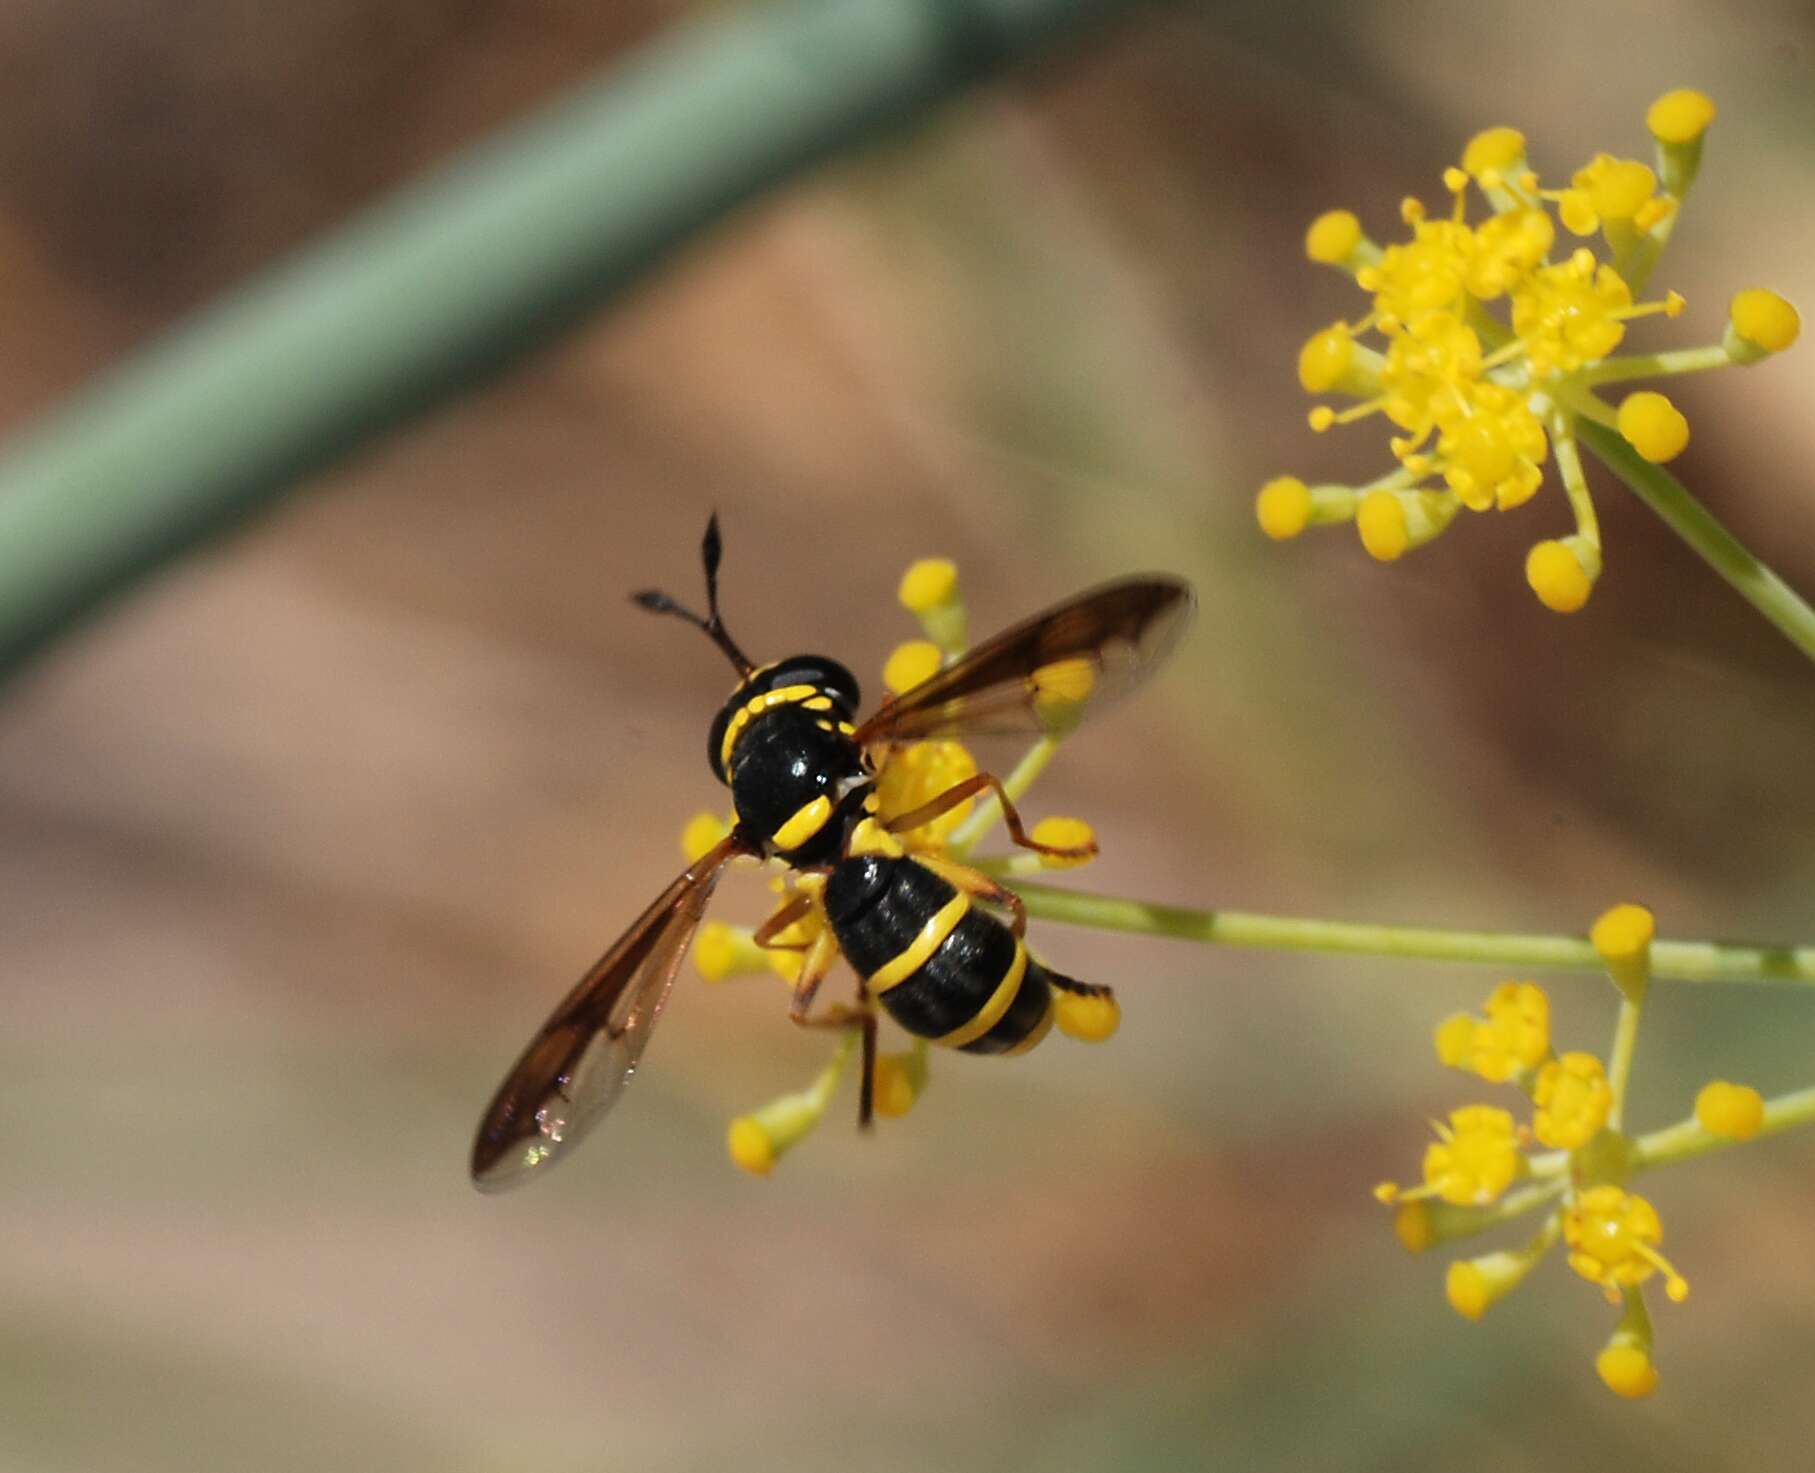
xmin=824 ymin=854 xmax=1055 ymax=1055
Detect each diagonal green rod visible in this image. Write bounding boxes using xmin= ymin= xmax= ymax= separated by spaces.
xmin=0 ymin=0 xmax=1151 ymax=681
xmin=1576 ymin=417 xmax=1815 ymax=667
xmin=1009 ymin=880 xmax=1815 ymax=985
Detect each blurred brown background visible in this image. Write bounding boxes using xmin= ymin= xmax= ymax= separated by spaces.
xmin=2 ymin=2 xmax=1812 ymax=1469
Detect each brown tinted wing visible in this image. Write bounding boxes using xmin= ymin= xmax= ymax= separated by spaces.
xmin=470 ymin=834 xmax=746 ymax=1192
xmin=856 ymin=576 xmax=1195 ymax=745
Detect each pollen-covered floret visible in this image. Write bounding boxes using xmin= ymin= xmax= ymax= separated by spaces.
xmin=726 ymin=1034 xmax=856 ymax=1177
xmin=872 ymin=1045 xmax=929 ymax=1118
xmin=1525 ymin=536 xmax=1599 ymax=614
xmin=1414 ymin=1105 xmax=1524 ymax=1207
xmin=1054 ymin=987 xmax=1120 ymax=1042
xmin=1533 ymin=1051 xmax=1614 ymax=1149
xmin=898 ymin=557 xmax=966 ymax=653
xmin=1444 ymin=1240 xmax=1552 ymax=1323
xmin=1259 ymin=90 xmax=1797 ymax=614
xmin=1592 ymin=901 xmax=1655 ymax=1000
xmin=681 ymin=810 xmax=733 ymax=863
xmin=1616 ymin=391 xmax=1689 ymax=463
xmin=1694 ymin=1080 xmax=1764 ymax=1140
xmin=1728 ymin=288 xmax=1801 ymax=356
xmin=1434 ymin=980 xmax=1551 ymax=1082
xmin=1564 ymin=1186 xmax=1688 ymax=1302
xmin=1256 ymin=475 xmax=1314 ymax=539
xmin=1596 ymin=1336 xmax=1661 ymax=1399
xmin=874 ymin=739 xmax=977 ymax=852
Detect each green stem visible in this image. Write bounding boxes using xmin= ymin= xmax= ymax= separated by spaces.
xmin=1005 ymin=880 xmax=1815 ymax=985
xmin=1551 ymin=416 xmax=1600 ymax=547
xmin=1632 ymin=1084 xmax=1815 ymax=1169
xmin=1576 ymin=417 xmax=1815 ymax=667
xmin=1612 ymin=1282 xmax=1656 ymax=1355
xmin=1420 ymin=1177 xmax=1567 ymax=1248
xmin=807 ymin=1028 xmax=861 ymax=1108
xmin=949 ymin=736 xmax=1060 ymax=854
xmin=1569 ymin=344 xmax=1731 ymax=388
xmin=1605 ymin=979 xmax=1648 ymax=1131
xmin=0 ymin=0 xmax=1146 ymax=681
xmin=1464 ymin=297 xmax=1515 ymax=353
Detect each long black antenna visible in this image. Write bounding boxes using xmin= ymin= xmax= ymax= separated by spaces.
xmin=631 ymin=513 xmax=756 ymax=676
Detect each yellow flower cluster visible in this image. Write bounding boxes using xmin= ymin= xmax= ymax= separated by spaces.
xmin=1376 ymin=901 xmax=1790 ymax=1398
xmin=688 ymin=557 xmax=1100 ymax=1176
xmin=1258 ymin=90 xmax=1801 ymax=613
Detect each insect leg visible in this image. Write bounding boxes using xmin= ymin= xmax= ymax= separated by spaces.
xmin=882 ymin=772 xmax=1098 ymax=862
xmin=782 ymin=928 xmax=878 ymax=1129
xmin=752 ymin=891 xmax=816 ymax=952
xmin=912 ymin=852 xmax=1029 ymax=938
xmin=1043 ymin=966 xmax=1115 ymax=1001
xmin=786 ymin=925 xmax=844 ymax=1022
xmin=857 ymin=1006 xmax=877 ymax=1129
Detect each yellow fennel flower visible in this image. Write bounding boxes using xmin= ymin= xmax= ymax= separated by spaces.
xmin=680 ymin=809 xmax=733 ymax=863
xmin=1258 ymin=90 xmax=1797 ymax=613
xmin=1418 ymin=1105 xmax=1523 ymax=1207
xmin=1445 ymin=1230 xmax=1555 ymax=1323
xmin=1434 ymin=981 xmax=1551 ymax=1082
xmin=1564 ymin=1186 xmax=1688 ymax=1302
xmin=1694 ymin=1080 xmax=1764 ymax=1140
xmin=873 ymin=738 xmax=977 ymax=852
xmin=1533 ymin=1051 xmax=1614 ymax=1149
xmin=1616 ymin=390 xmax=1690 ymax=463
xmin=1597 ymin=1336 xmax=1660 ymax=1400
xmin=1435 ymin=379 xmax=1549 ymax=511
xmin=1728 ymin=287 xmax=1800 ymax=356
xmin=1508 ymin=250 xmax=1636 ymax=378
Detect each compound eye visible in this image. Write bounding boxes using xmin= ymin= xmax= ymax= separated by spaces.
xmin=791 ymin=660 xmax=860 ymax=718
xmin=770 ymin=655 xmax=861 ymax=716
xmin=818 ymin=658 xmax=861 ymax=714
xmin=706 ymin=704 xmax=734 ymax=780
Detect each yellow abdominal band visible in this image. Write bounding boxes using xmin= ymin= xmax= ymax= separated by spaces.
xmin=935 ymin=939 xmax=1029 ymax=1048
xmin=866 ymin=893 xmax=971 ymax=994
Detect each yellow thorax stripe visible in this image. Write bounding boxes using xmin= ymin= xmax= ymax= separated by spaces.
xmin=934 ymin=938 xmax=1029 ymax=1049
xmin=719 ymin=683 xmax=820 ymax=771
xmin=866 ymin=892 xmax=970 ymax=994
xmin=847 ymin=816 xmax=904 ymax=858
xmin=771 ymin=794 xmax=833 ymax=850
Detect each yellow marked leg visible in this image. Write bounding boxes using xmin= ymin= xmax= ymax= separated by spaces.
xmin=883 ymin=772 xmax=1097 ymax=862
xmin=787 ymin=927 xmax=844 ymax=1023
xmin=753 ymin=892 xmax=816 ymax=952
xmin=934 ymin=938 xmax=1030 ymax=1048
xmin=913 ymin=853 xmax=1028 ymax=937
xmin=781 ymin=928 xmax=879 ymax=1129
